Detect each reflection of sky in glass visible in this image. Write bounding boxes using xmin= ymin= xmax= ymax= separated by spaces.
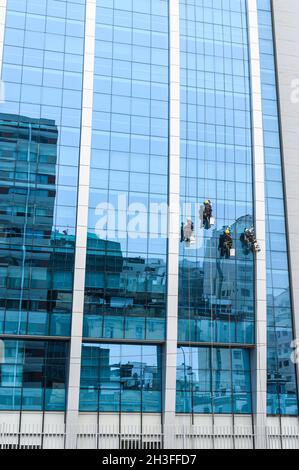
xmin=83 ymin=1 xmax=170 ymax=342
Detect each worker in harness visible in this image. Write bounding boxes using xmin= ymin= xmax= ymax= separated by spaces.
xmin=240 ymin=226 xmax=261 ymax=253
xmin=203 ymin=200 xmax=213 ymax=229
xmin=219 ymin=228 xmax=233 ymax=259
xmin=180 ymin=218 xmax=194 ymax=243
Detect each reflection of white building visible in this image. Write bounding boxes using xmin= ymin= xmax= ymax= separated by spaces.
xmin=123 ymin=257 xmax=166 ymax=294
xmin=105 ymin=361 xmax=156 ymax=390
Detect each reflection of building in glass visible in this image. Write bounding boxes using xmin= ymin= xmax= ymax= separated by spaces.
xmin=84 ymin=233 xmax=167 ymax=340
xmin=178 ymin=215 xmax=255 ymax=344
xmin=176 ymin=346 xmax=251 ymax=415
xmin=178 ymin=259 xmax=205 ymax=316
xmin=267 ymin=290 xmax=298 ymax=415
xmin=0 ymin=340 xmax=68 ymax=411
xmin=203 ymin=215 xmax=254 ymax=318
xmin=0 ymin=115 xmax=76 ymax=338
xmin=80 ymin=344 xmax=162 ymax=413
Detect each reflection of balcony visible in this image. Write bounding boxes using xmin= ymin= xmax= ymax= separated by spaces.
xmin=176 ymin=390 xmax=251 ymax=414
xmin=83 ymin=315 xmax=165 ymax=341
xmin=178 ymin=317 xmax=254 ymax=345
xmin=267 ymin=373 xmax=289 ymax=395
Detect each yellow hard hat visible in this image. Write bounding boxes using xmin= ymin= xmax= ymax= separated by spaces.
xmin=204 ymin=200 xmax=209 ymax=205
xmin=225 ymin=228 xmax=230 ymax=234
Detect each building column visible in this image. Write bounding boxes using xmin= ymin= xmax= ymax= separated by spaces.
xmin=272 ymin=0 xmax=299 ymax=410
xmin=163 ymin=0 xmax=181 ymax=448
xmin=247 ymin=0 xmax=268 ymax=449
xmin=65 ymin=0 xmax=96 ymax=449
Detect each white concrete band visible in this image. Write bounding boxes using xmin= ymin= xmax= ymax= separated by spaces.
xmin=247 ymin=0 xmax=268 ymax=448
xmin=163 ymin=0 xmax=180 ymax=441
xmin=65 ymin=0 xmax=96 ymax=448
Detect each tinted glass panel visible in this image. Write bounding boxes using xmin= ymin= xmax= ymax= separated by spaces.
xmin=79 ymin=343 xmax=162 ymax=412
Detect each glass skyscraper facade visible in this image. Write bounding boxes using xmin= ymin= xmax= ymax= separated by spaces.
xmin=0 ymin=0 xmax=298 ymax=446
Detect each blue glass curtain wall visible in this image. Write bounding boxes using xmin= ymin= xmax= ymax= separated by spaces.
xmin=176 ymin=346 xmax=252 ymax=414
xmin=83 ymin=0 xmax=169 ymax=341
xmin=257 ymin=0 xmax=298 ymax=416
xmin=0 ymin=0 xmax=86 ymax=337
xmin=178 ymin=0 xmax=255 ymax=345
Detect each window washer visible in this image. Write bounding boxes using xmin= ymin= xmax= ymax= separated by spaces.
xmin=183 ymin=218 xmax=194 ymax=243
xmin=240 ymin=226 xmax=261 ymax=253
xmin=240 ymin=228 xmax=251 ymax=255
xmin=219 ymin=228 xmax=233 ymax=259
xmin=203 ymin=200 xmax=213 ymax=229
